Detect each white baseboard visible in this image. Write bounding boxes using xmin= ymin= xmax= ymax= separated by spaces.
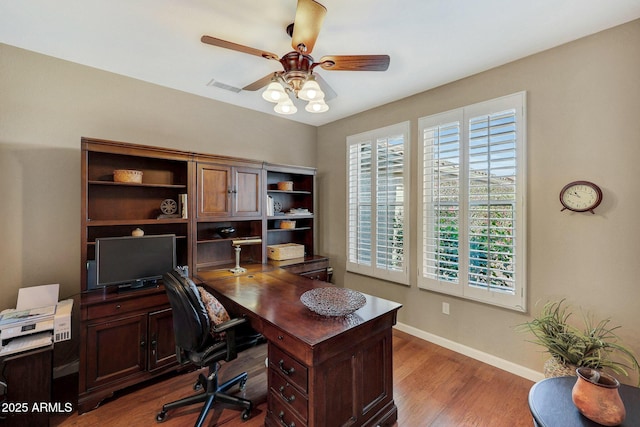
xmin=394 ymin=322 xmax=544 ymax=383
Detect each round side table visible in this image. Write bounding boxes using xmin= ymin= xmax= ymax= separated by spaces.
xmin=528 ymin=376 xmax=640 ymax=427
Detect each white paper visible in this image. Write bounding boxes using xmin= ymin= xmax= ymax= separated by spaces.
xmin=16 ymin=283 xmax=59 ymax=310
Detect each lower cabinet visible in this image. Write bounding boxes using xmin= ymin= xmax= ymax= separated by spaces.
xmin=265 ymin=328 xmax=396 ymax=427
xmin=78 ymin=289 xmax=178 ymax=414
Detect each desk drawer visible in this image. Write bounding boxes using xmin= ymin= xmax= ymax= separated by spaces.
xmin=269 ymin=368 xmax=308 ymax=421
xmin=268 ymin=344 xmax=308 ymax=393
xmin=299 ymin=268 xmax=328 ymax=281
xmin=262 ymin=322 xmax=309 ymax=363
xmin=282 ymin=259 xmax=329 ymax=275
xmin=268 ymin=390 xmax=307 ymax=427
xmin=86 ymin=293 xmax=169 ymax=320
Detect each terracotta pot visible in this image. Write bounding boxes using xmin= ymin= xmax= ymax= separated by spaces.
xmin=572 ymin=367 xmax=626 ymax=426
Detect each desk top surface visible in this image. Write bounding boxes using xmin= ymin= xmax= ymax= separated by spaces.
xmin=529 ymin=376 xmax=640 ymax=427
xmin=197 ymin=266 xmax=402 ymax=347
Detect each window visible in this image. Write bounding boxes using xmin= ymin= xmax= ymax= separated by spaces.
xmin=347 ymin=122 xmax=410 ymax=285
xmin=418 ymin=92 xmax=526 ymax=311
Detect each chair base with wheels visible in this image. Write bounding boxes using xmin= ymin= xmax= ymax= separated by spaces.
xmin=156 ymin=361 xmax=251 ymax=425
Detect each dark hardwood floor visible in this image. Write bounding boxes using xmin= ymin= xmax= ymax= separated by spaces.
xmin=52 ymin=329 xmax=534 ymax=426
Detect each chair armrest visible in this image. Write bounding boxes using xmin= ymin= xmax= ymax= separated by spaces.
xmin=212 ymin=317 xmax=247 ymax=334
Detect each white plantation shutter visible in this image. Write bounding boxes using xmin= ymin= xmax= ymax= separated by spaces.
xmin=418 ymin=93 xmax=526 ymax=311
xmin=422 ymin=114 xmax=463 ymax=290
xmin=347 ymin=122 xmax=410 ymax=285
xmin=348 ymin=141 xmax=373 ymax=266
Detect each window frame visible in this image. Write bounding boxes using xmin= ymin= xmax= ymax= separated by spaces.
xmin=417 ymin=92 xmax=527 ymax=311
xmin=346 ymin=121 xmax=410 ymax=285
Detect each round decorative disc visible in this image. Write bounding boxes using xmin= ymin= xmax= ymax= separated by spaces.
xmin=160 ymin=199 xmax=177 ymax=215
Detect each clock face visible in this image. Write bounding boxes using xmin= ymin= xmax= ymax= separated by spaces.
xmin=560 ymin=181 xmax=602 ymax=213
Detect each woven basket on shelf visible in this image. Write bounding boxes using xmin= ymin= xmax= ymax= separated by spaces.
xmin=544 ymin=356 xmax=578 ymax=378
xmin=277 ymin=181 xmax=293 ymax=191
xmin=113 ymin=169 xmax=143 ymax=183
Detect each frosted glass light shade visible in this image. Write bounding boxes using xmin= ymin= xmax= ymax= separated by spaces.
xmin=298 ymin=78 xmax=324 ymax=101
xmin=262 ymin=82 xmax=287 ymax=103
xmin=305 ymin=99 xmax=329 ymax=113
xmin=274 ymin=99 xmax=297 ymax=115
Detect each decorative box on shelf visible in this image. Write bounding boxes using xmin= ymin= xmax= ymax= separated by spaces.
xmin=267 ymin=243 xmax=305 ymax=260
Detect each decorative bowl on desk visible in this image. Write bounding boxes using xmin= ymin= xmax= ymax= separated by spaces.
xmin=300 ymin=287 xmax=367 ymax=317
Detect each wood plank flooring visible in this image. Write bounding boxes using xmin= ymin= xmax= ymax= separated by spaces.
xmin=52 ymin=329 xmax=534 ymax=426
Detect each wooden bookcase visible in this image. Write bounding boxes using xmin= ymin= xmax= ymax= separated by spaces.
xmin=79 ymin=138 xmax=328 ymax=413
xmin=79 ymin=139 xmax=192 ymax=413
xmin=264 ymin=163 xmax=316 ymax=257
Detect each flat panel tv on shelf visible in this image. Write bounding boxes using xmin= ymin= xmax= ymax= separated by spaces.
xmin=94 ymin=234 xmax=176 ymax=291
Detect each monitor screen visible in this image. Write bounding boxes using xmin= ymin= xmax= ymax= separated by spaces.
xmin=95 ymin=234 xmax=176 ymax=288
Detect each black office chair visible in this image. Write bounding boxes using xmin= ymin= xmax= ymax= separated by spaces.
xmin=156 ymin=269 xmax=261 ymax=426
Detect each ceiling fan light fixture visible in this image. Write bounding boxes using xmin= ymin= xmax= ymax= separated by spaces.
xmin=274 ymin=99 xmax=298 ymax=115
xmin=262 ymin=81 xmax=287 ymax=103
xmin=305 ymin=99 xmax=329 ymax=113
xmin=298 ymin=77 xmax=324 ymax=101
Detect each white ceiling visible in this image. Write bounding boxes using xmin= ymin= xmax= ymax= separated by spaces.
xmin=2 ymin=1 xmax=640 ymax=126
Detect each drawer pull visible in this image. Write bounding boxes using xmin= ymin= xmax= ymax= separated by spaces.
xmin=115 ymin=304 xmax=121 ymax=310
xmin=278 ymin=359 xmax=295 ymax=376
xmin=278 ymin=411 xmax=295 ymax=427
xmin=278 ymin=385 xmax=295 ymax=402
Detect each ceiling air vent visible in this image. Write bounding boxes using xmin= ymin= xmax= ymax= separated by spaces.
xmin=206 ymin=78 xmax=241 ymax=93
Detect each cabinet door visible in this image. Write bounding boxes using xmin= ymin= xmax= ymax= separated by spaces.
xmin=197 ymin=163 xmax=232 ymax=218
xmin=148 ymin=308 xmax=177 ymax=372
xmin=85 ymin=314 xmax=148 ymax=389
xmin=232 ymin=167 xmax=262 ymax=217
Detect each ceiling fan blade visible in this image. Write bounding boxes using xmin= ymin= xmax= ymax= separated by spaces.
xmin=242 ymin=73 xmax=278 ymax=91
xmin=291 ymin=0 xmax=327 ymax=54
xmin=314 ymin=73 xmax=337 ymax=101
xmin=201 ymin=35 xmax=279 ymax=61
xmin=318 ymin=55 xmax=390 ymax=71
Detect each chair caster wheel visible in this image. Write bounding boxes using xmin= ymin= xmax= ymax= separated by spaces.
xmin=241 ymin=408 xmax=251 ymax=420
xmin=156 ymin=411 xmax=167 ymax=423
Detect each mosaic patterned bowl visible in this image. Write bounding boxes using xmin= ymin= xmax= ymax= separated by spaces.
xmin=300 ymin=287 xmax=367 ymax=317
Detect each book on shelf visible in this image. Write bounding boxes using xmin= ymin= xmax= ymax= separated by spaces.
xmin=267 ymin=195 xmax=274 ymax=216
xmin=179 ymin=193 xmax=188 ymax=219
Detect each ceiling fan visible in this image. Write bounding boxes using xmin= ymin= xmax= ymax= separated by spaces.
xmin=201 ymin=0 xmax=390 ymax=114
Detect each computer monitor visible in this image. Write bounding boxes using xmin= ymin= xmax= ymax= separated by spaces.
xmin=95 ymin=234 xmax=176 ymax=290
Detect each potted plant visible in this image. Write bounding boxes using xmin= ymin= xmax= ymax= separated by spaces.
xmin=518 ymin=299 xmax=640 ymax=386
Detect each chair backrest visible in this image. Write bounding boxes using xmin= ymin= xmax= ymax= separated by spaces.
xmin=163 ymin=270 xmax=211 ymax=352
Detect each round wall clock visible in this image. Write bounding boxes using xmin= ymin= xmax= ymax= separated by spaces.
xmin=559 ymin=181 xmax=602 ymax=214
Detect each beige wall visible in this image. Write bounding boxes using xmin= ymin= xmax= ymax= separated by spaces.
xmin=317 ymin=19 xmax=640 ymax=384
xmin=0 ymin=43 xmax=316 ymax=310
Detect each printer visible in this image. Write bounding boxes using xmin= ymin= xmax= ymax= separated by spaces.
xmin=0 ymin=284 xmax=73 ymax=356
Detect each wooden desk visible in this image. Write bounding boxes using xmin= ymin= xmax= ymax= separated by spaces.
xmin=197 ymin=267 xmax=402 ymax=427
xmin=528 ymin=376 xmax=640 ymax=427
